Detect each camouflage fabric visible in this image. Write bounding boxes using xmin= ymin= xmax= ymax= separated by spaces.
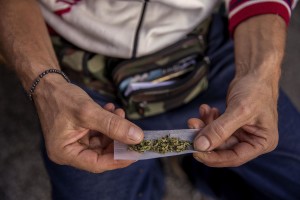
xmin=52 ymin=37 xmax=117 ymax=99
xmin=114 ymin=36 xmax=209 ymax=119
xmin=51 ymin=17 xmax=211 ymax=119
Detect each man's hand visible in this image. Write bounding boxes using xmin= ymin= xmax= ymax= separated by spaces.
xmin=190 ymin=75 xmax=278 ymax=167
xmin=0 ymin=0 xmax=144 ymax=173
xmin=190 ymin=14 xmax=286 ymax=167
xmin=34 ymin=76 xmax=143 ymax=173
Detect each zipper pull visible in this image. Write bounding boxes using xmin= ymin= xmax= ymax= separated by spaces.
xmin=204 ymin=56 xmax=210 ymax=65
xmin=137 ymin=101 xmax=148 ymax=116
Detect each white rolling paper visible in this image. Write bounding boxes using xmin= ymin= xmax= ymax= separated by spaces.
xmin=114 ymin=129 xmax=200 ymax=160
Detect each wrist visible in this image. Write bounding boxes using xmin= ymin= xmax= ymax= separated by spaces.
xmin=232 ymin=71 xmax=280 ymax=103
xmin=14 ymin=58 xmax=60 ymax=88
xmin=29 ymin=69 xmax=71 ymax=101
xmin=235 ymin=62 xmax=281 ymax=86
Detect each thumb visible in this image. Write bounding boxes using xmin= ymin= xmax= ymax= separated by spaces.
xmin=85 ymin=103 xmax=144 ymax=145
xmin=194 ymin=109 xmax=244 ymax=151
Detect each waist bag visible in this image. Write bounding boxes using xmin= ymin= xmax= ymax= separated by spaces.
xmin=51 ymin=18 xmax=211 ymax=120
xmin=111 ymin=35 xmax=209 ymax=119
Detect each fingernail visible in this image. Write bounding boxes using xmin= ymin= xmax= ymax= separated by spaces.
xmin=128 ymin=127 xmax=143 ymax=142
xmin=195 ymin=136 xmax=210 ymax=151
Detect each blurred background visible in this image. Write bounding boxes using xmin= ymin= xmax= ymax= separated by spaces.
xmin=0 ymin=5 xmax=299 ymax=200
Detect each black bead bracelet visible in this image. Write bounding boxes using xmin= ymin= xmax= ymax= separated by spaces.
xmin=28 ymin=69 xmax=71 ymax=101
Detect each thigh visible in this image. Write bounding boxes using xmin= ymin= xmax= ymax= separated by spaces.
xmin=43 ymin=150 xmax=164 ymax=200
xmin=233 ymin=91 xmax=300 ymax=199
xmin=42 ymin=88 xmax=165 ymax=200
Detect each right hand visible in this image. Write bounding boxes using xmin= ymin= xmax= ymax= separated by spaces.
xmin=34 ymin=76 xmax=144 ymax=173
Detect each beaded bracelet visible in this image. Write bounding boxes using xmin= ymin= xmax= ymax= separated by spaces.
xmin=28 ymin=69 xmax=71 ymax=101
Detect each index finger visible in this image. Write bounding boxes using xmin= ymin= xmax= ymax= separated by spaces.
xmin=193 ymin=141 xmax=263 ymax=167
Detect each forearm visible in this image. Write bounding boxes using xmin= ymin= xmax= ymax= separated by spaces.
xmin=0 ymin=0 xmax=60 ymax=90
xmin=233 ymin=14 xmax=286 ymax=91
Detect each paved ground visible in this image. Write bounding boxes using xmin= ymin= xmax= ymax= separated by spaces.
xmin=0 ymin=6 xmax=299 ymax=200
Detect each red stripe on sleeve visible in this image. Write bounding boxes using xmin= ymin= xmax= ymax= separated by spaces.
xmin=229 ymin=2 xmax=290 ymax=37
xmin=54 ymin=7 xmax=72 ymax=16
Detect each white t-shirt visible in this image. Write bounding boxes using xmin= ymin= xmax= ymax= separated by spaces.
xmin=38 ymin=0 xmax=295 ymax=58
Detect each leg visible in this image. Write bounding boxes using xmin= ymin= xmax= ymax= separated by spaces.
xmin=43 ymin=150 xmax=164 ymax=200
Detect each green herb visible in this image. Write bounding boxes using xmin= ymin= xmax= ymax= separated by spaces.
xmin=128 ymin=135 xmax=193 ymax=154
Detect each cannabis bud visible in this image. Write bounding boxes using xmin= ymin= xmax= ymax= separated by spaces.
xmin=128 ymin=135 xmax=193 ymax=154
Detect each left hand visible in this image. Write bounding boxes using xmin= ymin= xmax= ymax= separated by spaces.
xmin=188 ymin=14 xmax=286 ymax=167
xmin=189 ymin=74 xmax=279 ymax=167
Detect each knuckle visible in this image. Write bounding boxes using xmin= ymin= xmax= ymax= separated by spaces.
xmin=210 ymin=121 xmax=227 ymax=142
xmin=256 ymin=138 xmax=269 ymax=153
xmin=236 ymin=101 xmax=252 ymax=117
xmin=105 ymin=115 xmax=122 ymax=139
xmin=266 ymin=132 xmax=279 ymax=153
xmin=47 ymin=148 xmax=64 ymax=165
xmin=77 ymin=101 xmax=95 ymax=118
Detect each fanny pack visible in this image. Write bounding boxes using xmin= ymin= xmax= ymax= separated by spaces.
xmin=111 ymin=35 xmax=209 ymax=119
xmin=51 ymin=18 xmax=211 ymax=119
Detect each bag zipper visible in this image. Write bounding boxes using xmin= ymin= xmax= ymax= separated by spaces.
xmin=118 ymin=52 xmax=201 ymax=91
xmin=129 ymin=58 xmax=209 ymax=102
xmin=113 ymin=35 xmax=201 ymax=76
xmin=114 ymin=36 xmax=204 ymax=84
xmin=131 ymin=63 xmax=209 ymax=115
